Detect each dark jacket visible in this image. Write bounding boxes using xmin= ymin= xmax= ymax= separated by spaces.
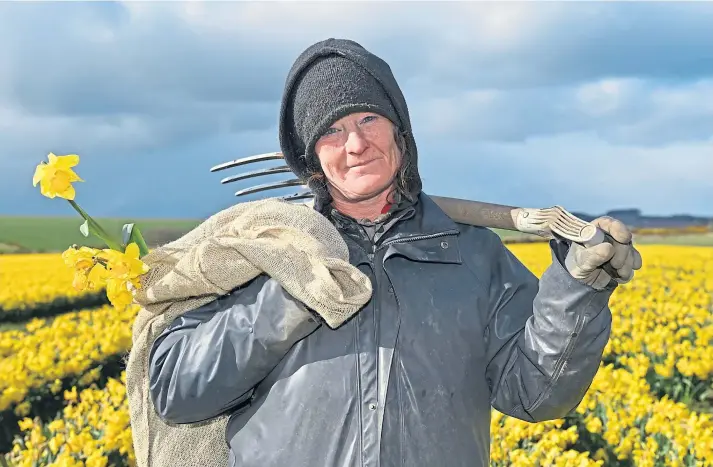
xmin=148 ymin=192 xmax=615 ymax=467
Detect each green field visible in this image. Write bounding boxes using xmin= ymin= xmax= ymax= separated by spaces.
xmin=1 ymin=216 xmax=711 ymax=254
xmin=630 ymin=231 xmax=713 ymax=246
xmin=0 ymin=216 xmax=201 ymax=253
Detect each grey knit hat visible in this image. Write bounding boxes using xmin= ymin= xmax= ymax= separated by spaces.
xmin=289 ymin=55 xmax=402 ymax=176
xmin=279 ymin=38 xmax=423 ymax=213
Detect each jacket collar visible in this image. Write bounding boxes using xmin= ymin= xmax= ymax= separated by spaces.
xmin=382 ymin=192 xmax=460 ymax=243
xmin=327 ymin=192 xmax=458 ymax=241
xmin=329 ymin=192 xmax=462 ymax=265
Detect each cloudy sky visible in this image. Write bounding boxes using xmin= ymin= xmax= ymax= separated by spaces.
xmin=1 ymin=1 xmax=712 ymax=220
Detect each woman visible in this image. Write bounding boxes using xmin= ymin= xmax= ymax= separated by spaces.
xmin=148 ymin=38 xmax=641 ymax=467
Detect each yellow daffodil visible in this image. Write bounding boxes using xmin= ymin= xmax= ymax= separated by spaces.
xmin=32 ymin=153 xmax=83 ymax=200
xmin=55 ymin=242 xmax=149 ymax=307
xmin=86 ymin=262 xmax=110 ymax=290
xmin=61 ymin=245 xmax=98 ymax=271
xmin=64 ymin=387 xmax=78 ymax=403
xmin=105 ymin=278 xmax=135 ymax=311
xmin=99 ymin=243 xmax=149 ymax=280
xmin=17 ymin=418 xmax=34 ymax=432
xmin=95 ymin=242 xmax=149 ymax=310
xmin=61 ymin=245 xmax=103 ymax=291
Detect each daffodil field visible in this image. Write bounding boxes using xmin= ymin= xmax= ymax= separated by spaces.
xmin=1 ymin=243 xmax=712 ymax=466
xmin=0 ymin=254 xmax=107 ymax=323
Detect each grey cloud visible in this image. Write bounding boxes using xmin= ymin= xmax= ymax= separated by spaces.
xmin=410 ymin=78 xmax=713 ymax=146
xmin=415 ymin=133 xmax=713 ymax=217
xmin=418 ymin=2 xmax=713 ymax=90
xmin=2 ymin=2 xmax=711 ymax=117
xmin=0 ymin=3 xmax=287 ymax=117
xmin=0 ymin=1 xmax=712 ymax=166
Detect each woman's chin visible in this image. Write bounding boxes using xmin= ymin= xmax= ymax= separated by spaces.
xmin=339 ymin=179 xmax=392 ymax=201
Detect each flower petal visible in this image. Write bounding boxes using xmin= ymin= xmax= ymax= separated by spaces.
xmin=124 ymin=243 xmax=139 ymax=258
xmin=39 ymin=179 xmax=56 ymax=198
xmin=55 ymin=154 xmax=80 ymax=169
xmin=32 ymin=164 xmax=46 ymax=187
xmin=66 ymin=169 xmax=84 ymax=183
xmin=72 ymin=272 xmax=89 ymax=291
xmin=57 ymin=184 xmax=76 ymax=200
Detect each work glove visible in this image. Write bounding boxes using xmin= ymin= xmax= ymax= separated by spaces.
xmin=564 ymin=216 xmax=643 ymax=290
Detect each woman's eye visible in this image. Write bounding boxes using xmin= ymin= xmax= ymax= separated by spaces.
xmin=322 ymin=127 xmax=338 ymax=137
xmin=361 ymin=115 xmax=378 ymax=124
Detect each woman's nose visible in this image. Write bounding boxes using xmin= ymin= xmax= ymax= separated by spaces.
xmin=344 ymin=129 xmax=368 ymax=154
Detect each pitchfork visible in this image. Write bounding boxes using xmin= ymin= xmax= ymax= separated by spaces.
xmin=210 ymin=151 xmax=627 ymax=280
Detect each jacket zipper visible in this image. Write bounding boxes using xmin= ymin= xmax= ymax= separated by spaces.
xmin=373 ymin=229 xmax=458 ymax=466
xmin=528 ymin=312 xmax=589 ymax=412
xmin=376 ymin=229 xmax=459 ymax=252
xmin=355 ymin=297 xmax=364 ymax=467
xmin=370 ymin=243 xmax=381 ymax=467
xmin=356 ymin=243 xmax=376 ymax=467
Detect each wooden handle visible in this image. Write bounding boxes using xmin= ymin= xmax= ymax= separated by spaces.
xmin=428 ymin=195 xmax=521 ymax=231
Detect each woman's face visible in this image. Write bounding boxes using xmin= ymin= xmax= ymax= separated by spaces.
xmin=313 ymin=112 xmax=401 ymax=202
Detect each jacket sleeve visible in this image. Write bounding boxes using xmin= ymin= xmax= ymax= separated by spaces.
xmin=482 ymin=234 xmax=615 ymax=423
xmin=148 ymin=274 xmax=321 ymax=425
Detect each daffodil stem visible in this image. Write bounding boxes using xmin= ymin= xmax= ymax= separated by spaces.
xmin=134 ymin=230 xmax=150 ymax=257
xmin=67 ymin=199 xmax=122 ymax=251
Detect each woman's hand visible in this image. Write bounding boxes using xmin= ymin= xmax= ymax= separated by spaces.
xmin=564 ymin=216 xmax=643 ymax=289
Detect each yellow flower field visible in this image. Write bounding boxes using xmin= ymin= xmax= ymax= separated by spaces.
xmin=8 ymin=374 xmax=135 ymax=467
xmin=0 ymin=254 xmax=105 ymax=318
xmin=511 ymin=243 xmax=713 ymax=403
xmin=1 ymin=244 xmax=712 ymax=466
xmin=0 ymin=304 xmax=136 ymax=413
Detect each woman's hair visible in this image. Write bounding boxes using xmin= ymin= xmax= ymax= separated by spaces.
xmin=392 ymin=125 xmax=418 ymax=203
xmin=306 ymin=122 xmax=417 ymax=204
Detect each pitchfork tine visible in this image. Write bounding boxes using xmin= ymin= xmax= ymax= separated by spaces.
xmin=219 ymin=165 xmax=293 ymax=185
xmin=210 ymin=152 xmax=284 ymax=172
xmin=234 ymin=179 xmax=307 ymax=197
xmin=211 ymin=151 xmax=313 ymax=200
xmin=282 ymin=190 xmax=315 ymax=201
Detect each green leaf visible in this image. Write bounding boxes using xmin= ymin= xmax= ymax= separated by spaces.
xmin=67 ymin=199 xmax=121 ymax=251
xmin=122 ymin=223 xmax=150 ymax=257
xmin=79 ymin=218 xmax=110 ymax=245
xmin=80 ymin=220 xmax=90 ymax=237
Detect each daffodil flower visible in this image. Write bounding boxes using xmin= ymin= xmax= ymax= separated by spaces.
xmin=106 ymin=278 xmax=136 ymax=311
xmin=33 ymin=153 xmax=124 ymax=251
xmin=61 ymin=245 xmax=108 ymax=291
xmin=60 ymin=242 xmax=149 ymax=310
xmin=99 ymin=243 xmax=149 ymax=311
xmin=61 ymin=245 xmax=98 ymax=271
xmin=32 ymin=153 xmax=83 ymax=200
xmin=98 ymin=243 xmax=149 ymax=280
xmin=61 ymin=245 xmax=101 ymax=291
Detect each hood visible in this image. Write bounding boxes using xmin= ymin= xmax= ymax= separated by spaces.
xmin=278 ymin=38 xmax=423 ymax=212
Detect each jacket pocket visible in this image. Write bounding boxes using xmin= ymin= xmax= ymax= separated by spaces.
xmin=224 ymin=390 xmax=255 ymax=446
xmin=229 ymin=391 xmax=254 ymax=419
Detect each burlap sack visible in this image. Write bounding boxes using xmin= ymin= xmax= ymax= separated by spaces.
xmin=124 ymin=198 xmax=373 ymax=467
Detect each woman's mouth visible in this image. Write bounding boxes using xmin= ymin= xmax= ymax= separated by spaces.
xmin=349 ymin=159 xmax=377 ymax=168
